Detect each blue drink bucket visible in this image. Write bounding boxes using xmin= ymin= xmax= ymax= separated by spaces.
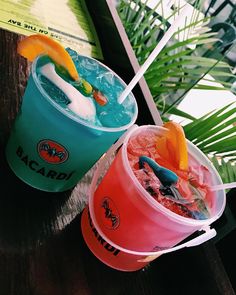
xmin=5 ymin=54 xmax=138 ymax=192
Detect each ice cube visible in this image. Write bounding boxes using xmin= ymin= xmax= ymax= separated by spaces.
xmin=98 ymin=102 xmax=131 ymax=127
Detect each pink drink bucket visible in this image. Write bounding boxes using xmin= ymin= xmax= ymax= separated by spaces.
xmin=81 ymin=125 xmax=226 ymax=271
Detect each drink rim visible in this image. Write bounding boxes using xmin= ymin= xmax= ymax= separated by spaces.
xmin=31 ymin=54 xmax=138 ymax=132
xmin=121 ymin=125 xmax=226 ymax=226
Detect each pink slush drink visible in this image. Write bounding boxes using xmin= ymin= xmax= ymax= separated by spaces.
xmin=127 ymin=124 xmax=214 ymax=220
xmin=81 ymin=124 xmax=225 ymax=271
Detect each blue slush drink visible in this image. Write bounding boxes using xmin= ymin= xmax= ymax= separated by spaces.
xmin=6 ymin=49 xmax=138 ymax=192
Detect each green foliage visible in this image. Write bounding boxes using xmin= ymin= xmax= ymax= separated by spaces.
xmin=117 ymin=0 xmax=236 ymax=183
xmin=211 ymin=156 xmax=236 ymax=186
xmin=117 ymin=0 xmax=234 ymax=114
xmin=185 ymin=102 xmax=236 ymax=183
xmin=184 ymin=102 xmax=236 ymax=158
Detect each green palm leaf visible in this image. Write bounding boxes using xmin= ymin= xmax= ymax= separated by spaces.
xmin=118 ymin=0 xmax=232 ymax=106
xmin=118 ymin=0 xmax=236 ymax=184
xmin=183 ymin=103 xmax=236 ymax=156
xmin=158 ymin=103 xmax=197 ymax=121
xmin=211 ymin=156 xmax=236 ymax=185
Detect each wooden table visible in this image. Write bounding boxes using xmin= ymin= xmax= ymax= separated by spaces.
xmin=0 ymin=2 xmax=235 ymax=293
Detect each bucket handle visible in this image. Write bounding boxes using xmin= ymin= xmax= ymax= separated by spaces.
xmin=138 ymin=225 xmax=216 ymax=262
xmin=158 ymin=225 xmax=216 ymax=254
xmin=89 ymin=125 xmax=217 ymax=261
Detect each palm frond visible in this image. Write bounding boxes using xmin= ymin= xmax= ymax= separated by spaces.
xmin=210 ymin=156 xmax=236 ymax=186
xmin=117 ymin=0 xmax=236 ymax=184
xmin=157 ymin=102 xmax=197 ymax=121
xmin=118 ymin=0 xmax=232 ymax=109
xmin=183 ymin=103 xmax=236 ymax=156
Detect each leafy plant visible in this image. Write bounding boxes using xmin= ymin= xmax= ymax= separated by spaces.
xmin=184 ymin=103 xmax=236 ymax=155
xmin=117 ymin=0 xmax=234 ymax=117
xmin=117 ymin=0 xmax=236 ymax=183
xmin=183 ymin=103 xmax=236 ymax=184
xmin=211 ymin=156 xmax=236 ymax=185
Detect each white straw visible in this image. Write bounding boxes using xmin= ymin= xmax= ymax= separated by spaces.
xmin=210 ymin=182 xmax=236 ymax=191
xmin=118 ymin=5 xmax=190 ymax=104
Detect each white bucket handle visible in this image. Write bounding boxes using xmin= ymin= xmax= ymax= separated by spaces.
xmin=89 ymin=124 xmax=217 ymax=260
xmin=137 ymin=226 xmax=216 ymax=263
xmin=158 ymin=226 xmax=216 ymax=255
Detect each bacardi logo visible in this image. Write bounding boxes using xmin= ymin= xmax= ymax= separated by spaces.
xmin=38 ymin=139 xmax=68 ymax=164
xmin=101 ymin=197 xmax=120 ymax=230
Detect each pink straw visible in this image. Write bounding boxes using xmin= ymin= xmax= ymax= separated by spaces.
xmin=209 ymin=182 xmax=236 ymax=191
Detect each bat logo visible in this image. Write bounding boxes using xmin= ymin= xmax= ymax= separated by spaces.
xmin=101 ymin=198 xmax=120 ymax=230
xmin=37 ymin=140 xmax=69 ymax=164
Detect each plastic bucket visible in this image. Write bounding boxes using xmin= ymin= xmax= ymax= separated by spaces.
xmin=5 ymin=54 xmax=138 ymax=192
xmin=81 ymin=125 xmax=226 ymax=271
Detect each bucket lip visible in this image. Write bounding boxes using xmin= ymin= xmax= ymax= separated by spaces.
xmin=31 ymin=54 xmax=138 ymax=133
xmin=121 ymin=124 xmax=226 ymax=226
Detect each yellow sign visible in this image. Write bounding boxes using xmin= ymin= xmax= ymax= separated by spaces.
xmin=0 ymin=0 xmax=103 ymax=59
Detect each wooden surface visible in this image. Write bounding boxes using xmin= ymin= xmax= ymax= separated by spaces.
xmin=0 ymin=4 xmax=235 ymax=294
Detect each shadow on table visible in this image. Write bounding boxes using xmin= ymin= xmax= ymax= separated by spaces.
xmin=0 ymin=143 xmax=88 ymax=252
xmin=28 ymin=212 xmax=227 ymax=295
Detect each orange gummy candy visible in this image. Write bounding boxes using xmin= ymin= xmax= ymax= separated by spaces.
xmin=17 ymin=34 xmax=79 ymax=81
xmin=156 ymin=121 xmax=188 ymax=171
